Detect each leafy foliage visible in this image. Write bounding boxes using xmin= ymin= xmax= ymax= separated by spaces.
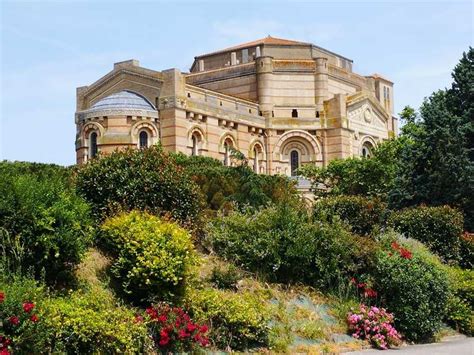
xmin=75 ymin=146 xmax=203 ymax=228
xmin=100 ymin=211 xmax=198 ymax=302
xmin=444 ymin=267 xmax=474 ymax=335
xmin=42 ymin=288 xmax=150 ymax=353
xmin=390 ymin=48 xmax=474 ymax=231
xmin=298 ymin=139 xmax=401 ymax=200
xmin=0 ymin=162 xmax=93 ymax=282
xmin=389 ymin=205 xmax=463 ymax=264
xmin=185 ymin=288 xmax=271 ymax=350
xmin=313 ymin=195 xmax=388 ymax=236
xmin=372 ymin=236 xmax=450 ymax=342
xmin=172 ymin=153 xmax=298 ymax=213
xmin=207 ymin=204 xmax=358 ymax=289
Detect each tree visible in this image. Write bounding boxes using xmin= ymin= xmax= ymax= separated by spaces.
xmin=390 ymin=47 xmax=474 ymax=231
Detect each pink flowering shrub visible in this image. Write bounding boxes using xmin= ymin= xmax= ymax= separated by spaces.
xmin=0 ymin=291 xmax=41 ymax=355
xmin=145 ymin=303 xmax=209 ymax=352
xmin=347 ymin=304 xmax=402 ymax=350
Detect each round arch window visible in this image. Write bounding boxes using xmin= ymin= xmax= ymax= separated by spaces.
xmin=139 ymin=131 xmax=149 ymax=149
xmin=361 ymin=142 xmax=373 ymax=158
xmin=290 ymin=150 xmax=299 ymax=176
xmin=89 ymin=131 xmax=98 ymax=159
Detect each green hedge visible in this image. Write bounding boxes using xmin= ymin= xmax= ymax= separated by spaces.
xmin=100 ymin=211 xmax=198 ymax=302
xmin=75 ymin=146 xmax=203 ymax=228
xmin=313 ymin=195 xmax=387 ymax=236
xmin=0 ymin=162 xmax=93 ymax=282
xmin=373 ymin=236 xmax=450 ymax=342
xmin=207 ymin=204 xmax=357 ymax=289
xmin=389 ymin=205 xmax=463 ymax=264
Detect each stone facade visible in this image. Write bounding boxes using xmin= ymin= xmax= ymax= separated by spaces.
xmin=75 ymin=36 xmax=397 ymax=176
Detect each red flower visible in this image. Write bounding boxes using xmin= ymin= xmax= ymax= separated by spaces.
xmin=350 ymin=277 xmax=357 ymax=284
xmin=159 ymin=329 xmax=169 ymax=339
xmin=391 ymin=242 xmax=400 ymax=250
xmin=145 ymin=307 xmax=157 ymax=319
xmin=157 ymin=314 xmax=167 ymax=323
xmin=0 ymin=292 xmax=4 ymax=303
xmin=364 ymin=288 xmax=378 ymax=298
xmin=8 ymin=316 xmax=19 ymax=326
xmin=187 ymin=322 xmax=197 ymax=332
xmin=200 ymin=338 xmax=210 ymax=347
xmin=400 ymin=248 xmax=412 ymax=259
xmin=199 ymin=324 xmax=208 ymax=333
xmin=30 ymin=314 xmax=39 ymax=323
xmin=158 ymin=336 xmax=169 ymax=347
xmin=178 ymin=329 xmax=189 ymax=339
xmin=0 ymin=348 xmax=10 ymax=355
xmin=22 ymin=302 xmax=35 ymax=313
xmin=357 ymin=282 xmax=367 ymax=289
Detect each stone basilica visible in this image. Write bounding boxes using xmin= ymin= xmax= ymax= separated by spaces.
xmin=75 ymin=36 xmax=397 ymax=176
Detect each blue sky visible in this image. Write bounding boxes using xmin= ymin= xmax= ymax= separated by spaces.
xmin=1 ymin=0 xmax=472 ymax=165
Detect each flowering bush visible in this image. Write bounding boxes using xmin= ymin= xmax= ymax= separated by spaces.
xmin=347 ymin=305 xmax=402 ymax=349
xmin=349 ymin=277 xmax=378 ymax=300
xmin=372 ymin=235 xmax=449 ymax=341
xmin=389 ymin=205 xmax=463 ymax=264
xmin=0 ymin=291 xmax=41 ymax=354
xmin=145 ymin=303 xmax=209 ymax=351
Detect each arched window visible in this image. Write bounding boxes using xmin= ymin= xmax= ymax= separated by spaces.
xmin=89 ymin=132 xmax=98 ymax=159
xmin=253 ymin=147 xmax=259 ymax=173
xmin=290 ymin=150 xmax=299 ymax=176
xmin=224 ymin=141 xmax=231 ymax=166
xmin=192 ymin=134 xmax=199 ymax=156
xmin=139 ymin=131 xmax=148 ymax=149
xmin=362 ymin=142 xmax=373 ymax=158
xmin=292 ymin=109 xmax=298 ymax=118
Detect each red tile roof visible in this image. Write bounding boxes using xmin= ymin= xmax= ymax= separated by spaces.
xmin=195 ymin=36 xmax=310 ymax=58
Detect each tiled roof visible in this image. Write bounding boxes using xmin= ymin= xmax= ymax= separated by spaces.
xmin=195 ymin=36 xmax=310 ymax=58
xmin=90 ymin=90 xmax=155 ymax=111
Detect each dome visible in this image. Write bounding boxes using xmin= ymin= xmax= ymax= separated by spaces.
xmin=90 ymin=90 xmax=155 ymax=111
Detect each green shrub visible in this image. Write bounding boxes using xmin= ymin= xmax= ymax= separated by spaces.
xmin=43 ymin=289 xmax=150 ymax=353
xmin=389 ymin=205 xmax=463 ymax=264
xmin=185 ymin=288 xmax=270 ymax=350
xmin=0 ymin=162 xmax=93 ymax=282
xmin=100 ymin=211 xmax=198 ymax=302
xmin=172 ymin=153 xmax=298 ymax=213
xmin=444 ymin=267 xmax=474 ymax=335
xmin=209 ymin=264 xmax=243 ymax=290
xmin=76 ymin=146 xmax=203 ymax=228
xmin=372 ymin=235 xmax=450 ymax=342
xmin=207 ymin=204 xmax=357 ymax=289
xmin=313 ymin=195 xmax=387 ymax=236
xmin=459 ymin=233 xmax=474 ymax=269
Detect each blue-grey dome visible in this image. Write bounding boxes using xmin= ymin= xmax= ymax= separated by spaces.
xmin=90 ymin=91 xmax=155 ymax=111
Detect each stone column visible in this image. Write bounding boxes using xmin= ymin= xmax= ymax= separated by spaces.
xmin=314 ymin=57 xmax=329 ymax=113
xmin=256 ymin=56 xmax=274 ymax=119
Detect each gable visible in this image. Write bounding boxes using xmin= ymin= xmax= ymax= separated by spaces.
xmin=78 ymin=69 xmax=163 ymax=111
